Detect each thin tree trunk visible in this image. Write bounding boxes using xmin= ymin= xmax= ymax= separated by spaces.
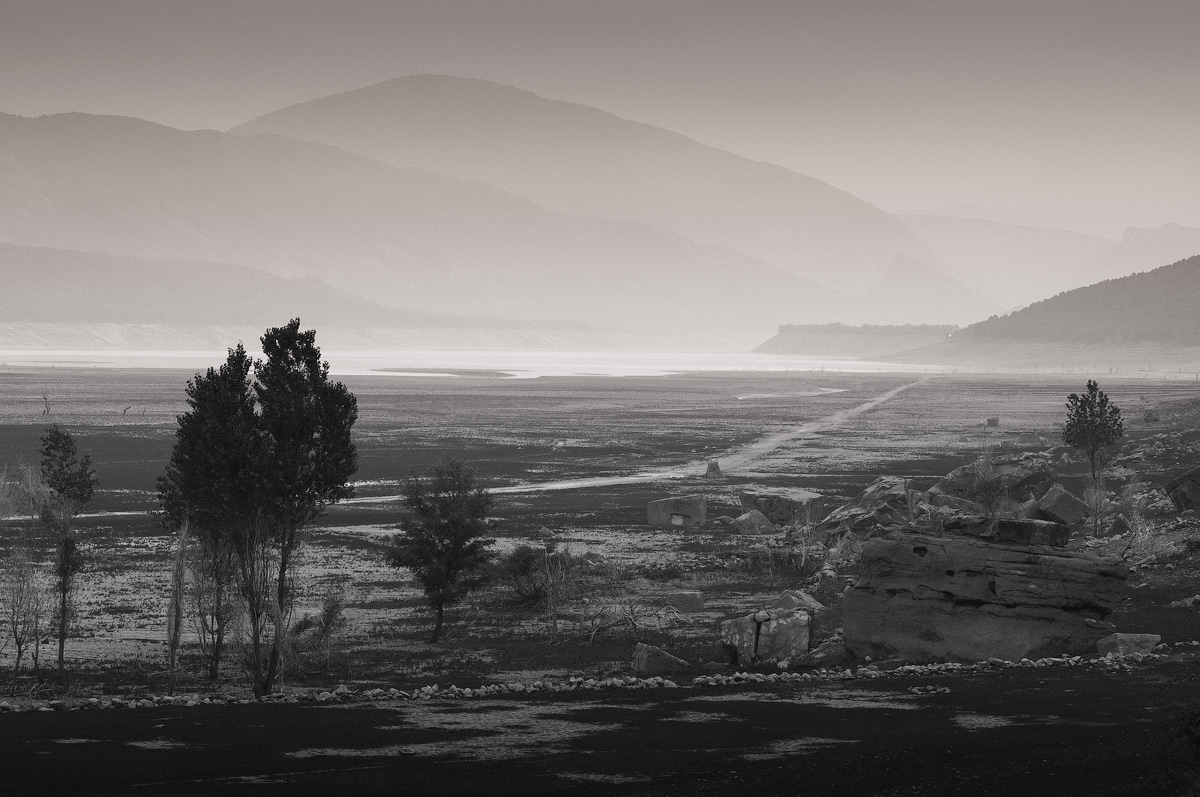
xmin=264 ymin=539 xmax=292 ymax=695
xmin=430 ymin=604 xmax=444 ymax=644
xmin=210 ymin=617 xmax=224 ymax=680
xmin=57 ymin=580 xmax=67 ymax=675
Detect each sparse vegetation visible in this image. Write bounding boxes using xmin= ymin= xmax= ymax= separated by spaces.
xmin=1063 ymin=380 xmax=1124 ymax=534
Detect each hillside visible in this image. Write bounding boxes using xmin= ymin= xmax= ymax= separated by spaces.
xmin=0 ymin=243 xmax=478 ymax=328
xmin=956 ymin=254 xmax=1200 ymax=344
xmin=0 ymin=111 xmax=842 ymax=335
xmin=1080 ymin=224 xmax=1200 ymax=285
xmin=754 ymin=323 xmax=956 ymax=359
xmin=899 ymin=215 xmax=1116 ymax=306
xmin=231 ymin=74 xmax=943 ymax=293
xmin=848 ymin=257 xmax=999 ymax=326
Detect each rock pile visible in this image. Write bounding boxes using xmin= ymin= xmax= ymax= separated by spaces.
xmin=843 ymin=531 xmax=1129 ymax=662
xmin=815 ymin=477 xmax=914 ymax=538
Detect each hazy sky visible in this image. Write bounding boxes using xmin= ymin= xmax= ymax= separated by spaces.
xmin=3 ymin=0 xmax=1198 ymax=235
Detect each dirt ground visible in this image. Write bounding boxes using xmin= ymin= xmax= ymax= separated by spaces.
xmin=1 ymin=366 xmax=1199 ymax=793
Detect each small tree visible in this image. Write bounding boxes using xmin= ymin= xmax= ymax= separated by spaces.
xmin=40 ymin=425 xmax=97 ymax=676
xmin=1063 ymin=380 xmax=1124 ymax=534
xmin=388 ymin=460 xmax=494 ymax=643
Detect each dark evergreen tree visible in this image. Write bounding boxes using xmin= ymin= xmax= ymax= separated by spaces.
xmin=1063 ymin=380 xmax=1124 ymax=534
xmin=388 ymin=459 xmax=494 ymax=643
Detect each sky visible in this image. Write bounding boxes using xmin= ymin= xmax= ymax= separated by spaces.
xmin=2 ymin=0 xmax=1198 ymax=235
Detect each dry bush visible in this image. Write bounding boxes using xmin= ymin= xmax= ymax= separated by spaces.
xmin=289 ymin=588 xmax=348 ymax=671
xmin=581 ymin=595 xmax=681 ymax=644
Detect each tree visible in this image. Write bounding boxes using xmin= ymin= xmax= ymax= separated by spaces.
xmin=388 ymin=460 xmax=495 ymax=643
xmin=1063 ymin=380 xmax=1124 ymax=534
xmin=39 ymin=425 xmax=97 ymax=676
xmin=253 ymin=319 xmax=358 ymax=693
xmin=158 ymin=344 xmax=260 ymax=682
xmin=158 ymin=322 xmax=358 ymax=697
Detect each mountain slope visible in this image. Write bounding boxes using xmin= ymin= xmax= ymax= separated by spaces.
xmin=1080 ymin=224 xmax=1200 ymax=285
xmin=847 ymin=257 xmax=1000 ymax=326
xmin=231 ymin=74 xmax=940 ymax=293
xmin=0 ymin=111 xmax=842 ymax=335
xmin=0 ymin=243 xmax=483 ymax=327
xmin=899 ymin=215 xmax=1116 ymax=306
xmin=956 ymin=254 xmax=1200 ymax=344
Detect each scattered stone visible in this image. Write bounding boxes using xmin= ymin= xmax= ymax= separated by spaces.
xmin=534 ymin=526 xmax=556 ymax=539
xmin=986 ymin=417 xmax=1000 ymax=427
xmin=632 ymin=643 xmax=690 ymax=676
xmin=1169 ymin=595 xmax=1200 ymax=610
xmin=1103 ymin=515 xmax=1131 ymax=537
xmin=1037 ymin=483 xmax=1089 ymax=527
xmin=1097 ymin=633 xmax=1161 ymax=657
xmin=719 ymin=608 xmax=811 ymax=665
xmin=730 ymin=509 xmax=776 ymax=536
xmin=844 ymin=531 xmax=1129 ymax=662
xmin=666 ymin=591 xmax=705 ymax=613
xmin=704 ymin=460 xmax=724 ymax=478
xmin=647 ymin=495 xmax=706 ymax=529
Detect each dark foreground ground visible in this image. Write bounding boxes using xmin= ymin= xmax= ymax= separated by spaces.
xmin=3 ymin=661 xmax=1198 ymax=796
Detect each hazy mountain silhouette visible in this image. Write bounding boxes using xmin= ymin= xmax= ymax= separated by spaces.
xmin=956 ymin=254 xmax=1200 ymax=344
xmin=900 ymin=215 xmax=1116 ymax=307
xmin=1078 ymin=224 xmax=1200 ymax=285
xmin=847 ymin=256 xmax=1000 ymax=326
xmin=231 ymin=74 xmax=943 ymax=293
xmin=0 ymin=243 xmax=494 ymax=327
xmin=0 ymin=111 xmax=844 ymax=335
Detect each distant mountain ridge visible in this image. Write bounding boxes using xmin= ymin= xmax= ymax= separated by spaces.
xmin=956 ymin=254 xmax=1200 ymax=344
xmin=231 ymin=74 xmax=946 ymax=294
xmin=0 ymin=110 xmax=845 ymax=335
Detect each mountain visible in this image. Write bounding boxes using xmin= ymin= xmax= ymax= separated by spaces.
xmin=847 ymin=257 xmax=1000 ymax=326
xmin=899 ymin=215 xmax=1116 ymax=306
xmin=956 ymin=255 xmax=1200 ymax=344
xmin=0 ymin=243 xmax=477 ymax=327
xmin=0 ymin=111 xmax=843 ymax=335
xmin=754 ymin=323 xmax=956 ymax=359
xmin=231 ymin=74 xmax=942 ymax=293
xmin=1079 ymin=224 xmax=1200 ymax=285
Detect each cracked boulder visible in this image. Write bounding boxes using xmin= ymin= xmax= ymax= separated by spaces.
xmin=844 ymin=532 xmax=1128 ymax=663
xmin=719 ymin=608 xmax=811 ymax=665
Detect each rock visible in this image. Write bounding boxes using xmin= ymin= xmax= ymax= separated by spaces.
xmin=940 ymin=514 xmax=1071 ymax=547
xmin=713 ymin=515 xmax=735 ymax=526
xmin=666 ymin=591 xmax=705 ymax=613
xmin=774 ymin=589 xmax=824 ymax=614
xmin=1013 ymin=432 xmax=1051 ymax=449
xmin=719 ymin=609 xmax=811 ymax=665
xmin=1164 ymin=466 xmax=1200 ymax=512
xmin=1103 ymin=514 xmax=1131 ymax=537
xmin=790 ymin=637 xmax=849 ymax=669
xmin=931 ymin=452 xmax=1055 ymax=503
xmin=647 ymin=495 xmax=706 ymax=529
xmin=738 ymin=489 xmax=827 ymax=525
xmin=1144 ymin=409 xmax=1161 ymax=423
xmin=704 ymin=460 xmax=724 ymax=478
xmin=816 ymin=477 xmax=914 ymax=538
xmin=632 ymin=642 xmax=689 ymax=676
xmin=1014 ymin=498 xmax=1048 ymax=521
xmin=986 ymin=417 xmax=1000 ymax=427
xmin=1037 ymin=483 xmax=1089 ymax=526
xmin=843 ymin=531 xmax=1129 ymax=662
xmin=1096 ymin=633 xmax=1161 ymax=657
xmin=927 ymin=493 xmax=985 ymax=514
xmin=730 ymin=510 xmax=776 ymax=535
xmin=534 ymin=526 xmax=557 ymax=539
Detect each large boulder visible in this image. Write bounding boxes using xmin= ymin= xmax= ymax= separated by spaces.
xmin=1164 ymin=466 xmax=1200 ymax=512
xmin=1037 ymin=483 xmax=1089 ymax=527
xmin=719 ymin=608 xmax=811 ymax=665
xmin=632 ymin=643 xmax=689 ymax=676
xmin=789 ymin=636 xmax=849 ymax=669
xmin=647 ymin=495 xmax=706 ymax=528
xmin=738 ymin=489 xmax=831 ymax=524
xmin=939 ymin=514 xmax=1071 ymax=548
xmin=774 ymin=589 xmax=825 ymax=614
xmin=931 ymin=452 xmax=1055 ymax=504
xmin=730 ymin=510 xmax=776 ymax=535
xmin=816 ymin=477 xmax=914 ymax=538
xmin=844 ymin=532 xmax=1128 ymax=663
